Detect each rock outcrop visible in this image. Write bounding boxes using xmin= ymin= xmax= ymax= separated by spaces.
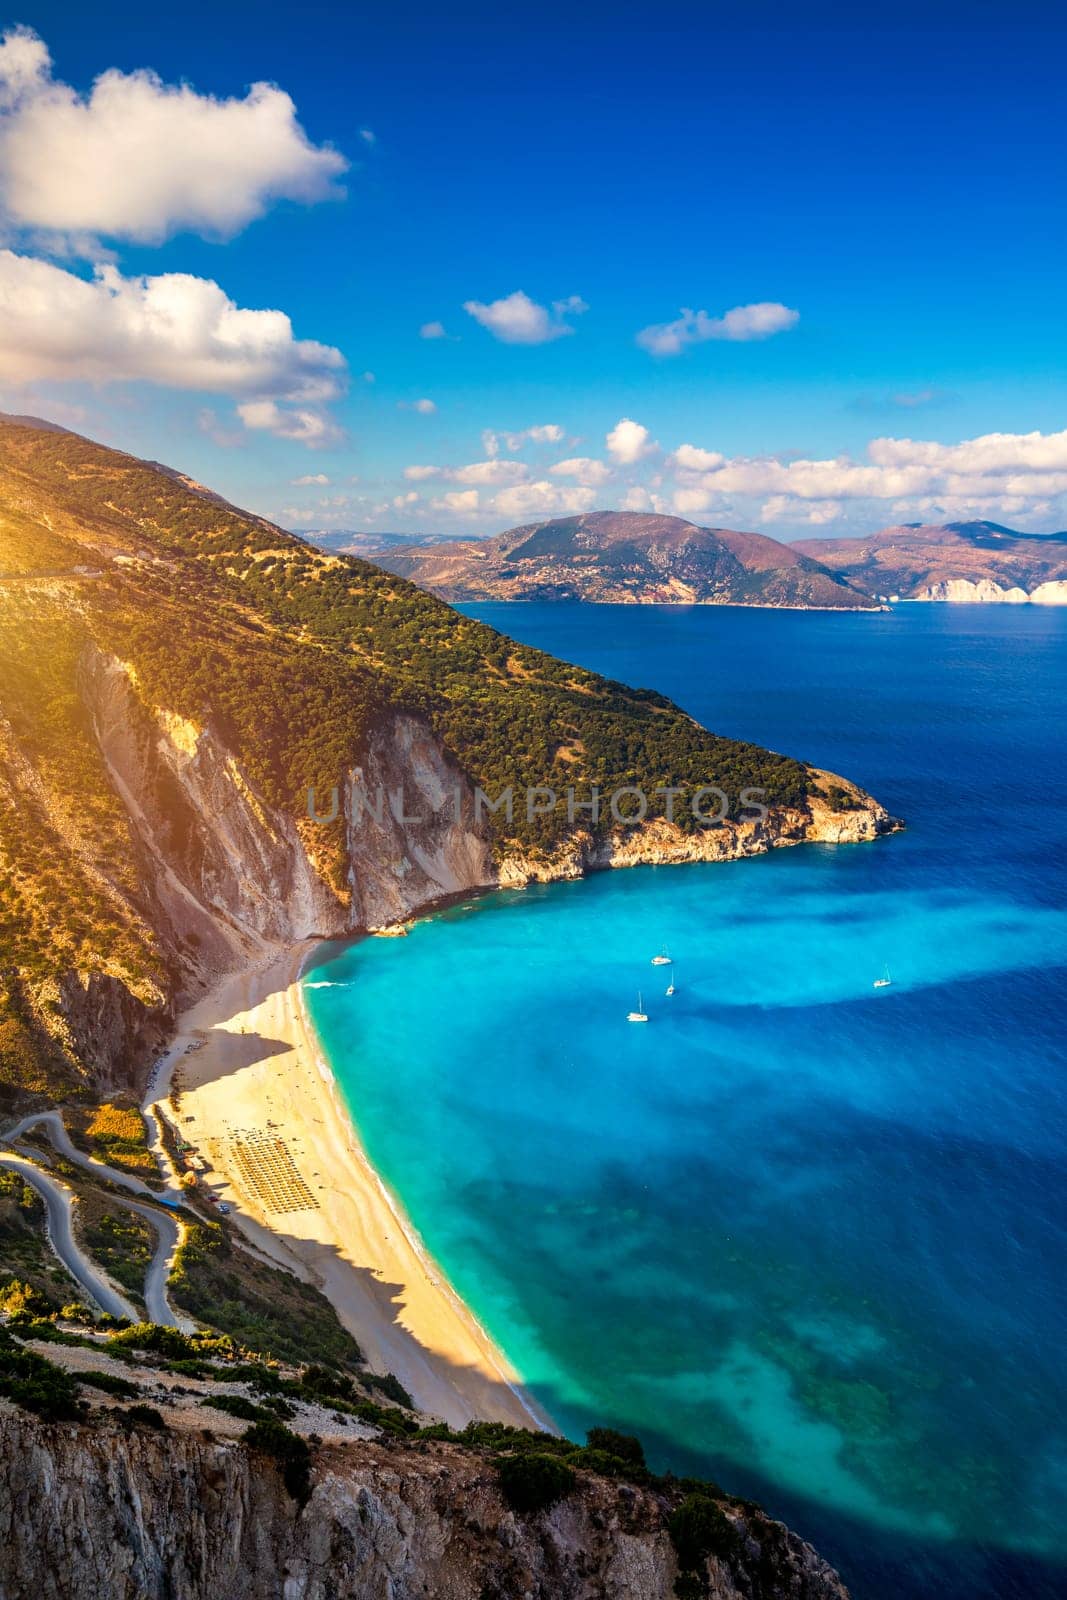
xmin=0 ymin=1410 xmax=850 ymax=1600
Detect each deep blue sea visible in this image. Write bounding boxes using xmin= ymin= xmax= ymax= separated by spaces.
xmin=305 ymin=604 xmax=1067 ymax=1600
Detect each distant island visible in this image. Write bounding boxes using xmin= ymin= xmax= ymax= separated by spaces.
xmin=319 ymin=511 xmax=1067 ymax=608
xmin=792 ymin=519 xmax=1067 ymax=604
xmin=354 ymin=511 xmax=882 ymax=609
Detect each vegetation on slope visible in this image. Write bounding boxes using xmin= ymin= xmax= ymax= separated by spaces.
xmin=0 ymin=418 xmax=821 ymax=1095
xmin=169 ymin=1220 xmax=365 ymax=1370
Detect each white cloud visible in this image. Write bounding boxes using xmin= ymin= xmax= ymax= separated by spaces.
xmin=672 ymin=443 xmax=725 ymax=471
xmin=419 ymin=320 xmax=447 ymax=339
xmin=606 ymin=417 xmax=655 ymax=465
xmin=0 ymin=253 xmax=345 ymax=445
xmin=637 ymin=301 xmax=799 ymax=357
xmin=549 ymin=456 xmax=611 ymax=487
xmin=291 ymin=473 xmax=330 ymax=485
xmin=238 ymin=400 xmax=341 ymax=446
xmin=620 ymin=485 xmax=653 ymax=512
xmin=432 ymin=489 xmax=480 ymax=513
xmin=490 ymin=481 xmax=597 ymax=519
xmin=359 ymin=128 xmax=376 ymax=145
xmin=452 ymin=459 xmax=530 ymax=486
xmin=403 ymin=464 xmax=439 ymax=481
xmin=463 ymin=289 xmax=587 ymax=344
xmin=671 ymin=487 xmax=716 ymax=516
xmin=667 ymin=426 xmax=1067 ymax=529
xmin=399 ymin=397 xmax=436 ymax=414
xmin=0 ymin=27 xmax=346 ymax=246
xmin=504 ymin=423 xmax=564 ymax=450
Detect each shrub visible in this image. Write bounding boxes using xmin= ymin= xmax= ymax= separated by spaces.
xmin=79 ymin=1369 xmax=140 ymax=1399
xmin=107 ymin=1321 xmax=199 ymax=1360
xmin=0 ymin=1279 xmax=50 ymax=1317
xmin=0 ymin=1330 xmax=86 ymax=1421
xmin=117 ymin=1403 xmax=168 ymax=1431
xmin=497 ymin=1451 xmax=576 ymax=1514
xmin=201 ymin=1393 xmax=272 ymax=1423
xmin=244 ymin=1417 xmax=312 ymax=1505
xmin=363 ymin=1371 xmax=414 ymax=1409
xmin=586 ymin=1426 xmax=646 ymax=1471
xmin=668 ymin=1492 xmax=739 ymax=1573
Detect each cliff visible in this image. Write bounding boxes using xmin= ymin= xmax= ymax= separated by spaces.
xmin=368 ymin=511 xmax=880 ymax=609
xmin=0 ymin=420 xmax=898 ymax=1101
xmin=0 ymin=1409 xmax=849 ymax=1600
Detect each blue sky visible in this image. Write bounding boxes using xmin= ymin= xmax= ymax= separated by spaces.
xmin=2 ymin=1 xmax=1066 ymax=537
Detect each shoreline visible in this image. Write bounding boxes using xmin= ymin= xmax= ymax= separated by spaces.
xmin=144 ymin=940 xmax=553 ymax=1433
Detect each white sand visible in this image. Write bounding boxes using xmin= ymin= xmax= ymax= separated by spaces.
xmin=146 ymin=944 xmax=553 ymax=1432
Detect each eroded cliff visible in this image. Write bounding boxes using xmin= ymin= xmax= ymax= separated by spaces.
xmin=0 ymin=1409 xmax=849 ymax=1600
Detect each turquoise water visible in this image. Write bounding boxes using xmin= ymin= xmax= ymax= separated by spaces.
xmin=305 ymin=604 xmax=1067 ymax=1600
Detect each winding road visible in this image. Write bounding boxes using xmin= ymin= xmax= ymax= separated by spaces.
xmin=1 ymin=1112 xmax=194 ymax=1330
xmin=0 ymin=1151 xmax=138 ymax=1320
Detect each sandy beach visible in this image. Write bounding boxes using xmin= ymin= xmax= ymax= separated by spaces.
xmin=145 ymin=942 xmax=552 ymax=1432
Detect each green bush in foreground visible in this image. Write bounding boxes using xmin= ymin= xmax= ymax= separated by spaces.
xmin=79 ymin=1369 xmax=140 ymax=1399
xmin=201 ymin=1393 xmax=276 ymax=1423
xmin=244 ymin=1417 xmax=312 ymax=1505
xmin=117 ymin=1403 xmax=168 ymax=1431
xmin=668 ymin=1490 xmax=739 ymax=1573
xmin=497 ymin=1451 xmax=577 ymax=1514
xmin=0 ymin=1329 xmax=85 ymax=1421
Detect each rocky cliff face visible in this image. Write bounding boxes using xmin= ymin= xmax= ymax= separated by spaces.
xmin=78 ymin=650 xmax=897 ymax=1021
xmin=0 ymin=1410 xmax=849 ymax=1600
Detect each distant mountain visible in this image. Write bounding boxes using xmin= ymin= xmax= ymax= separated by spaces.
xmin=295 ymin=529 xmax=460 ymax=559
xmin=369 ymin=510 xmax=881 ymax=609
xmin=793 ymin=520 xmax=1067 ymax=603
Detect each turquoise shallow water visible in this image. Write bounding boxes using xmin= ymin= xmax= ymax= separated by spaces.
xmin=305 ymin=604 xmax=1067 ymax=1600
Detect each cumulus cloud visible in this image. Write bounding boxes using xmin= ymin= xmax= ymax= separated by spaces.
xmin=505 ymin=423 xmax=564 ymax=450
xmin=238 ymin=400 xmax=342 ymax=446
xmin=620 ymin=485 xmax=654 ymax=512
xmin=0 ymin=252 xmax=346 ymax=443
xmin=672 ymin=443 xmax=725 ymax=472
xmin=463 ymin=289 xmax=587 ymax=344
xmin=0 ymin=252 xmax=343 ymax=393
xmin=419 ymin=320 xmax=447 ymax=339
xmin=481 ymin=424 xmax=564 ymax=456
xmin=398 ymin=397 xmax=436 ymax=414
xmin=489 ymin=481 xmax=598 ymax=519
xmin=549 ymin=456 xmax=611 ymax=486
xmin=403 ymin=464 xmax=439 ymax=481
xmin=452 ymin=459 xmax=530 ymax=486
xmin=606 ymin=417 xmax=655 ymax=465
xmin=0 ymin=27 xmax=346 ymax=245
xmin=669 ymin=426 xmax=1067 ymax=526
xmin=637 ymin=301 xmax=799 ymax=357
xmin=432 ymin=489 xmax=479 ymax=513
xmin=292 ymin=473 xmax=330 ymax=485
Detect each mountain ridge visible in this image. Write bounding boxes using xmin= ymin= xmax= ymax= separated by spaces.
xmin=366 ymin=510 xmax=881 ymax=609
xmin=792 ymin=519 xmax=1067 ymax=601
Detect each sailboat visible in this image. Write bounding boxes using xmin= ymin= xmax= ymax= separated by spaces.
xmin=665 ymin=966 xmax=676 ymax=997
xmin=651 ymin=947 xmax=672 ymax=966
xmin=873 ymin=965 xmax=892 ymax=989
xmin=627 ymin=992 xmax=649 ymax=1022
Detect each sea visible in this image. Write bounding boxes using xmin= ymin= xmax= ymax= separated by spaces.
xmin=304 ymin=603 xmax=1067 ymax=1600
